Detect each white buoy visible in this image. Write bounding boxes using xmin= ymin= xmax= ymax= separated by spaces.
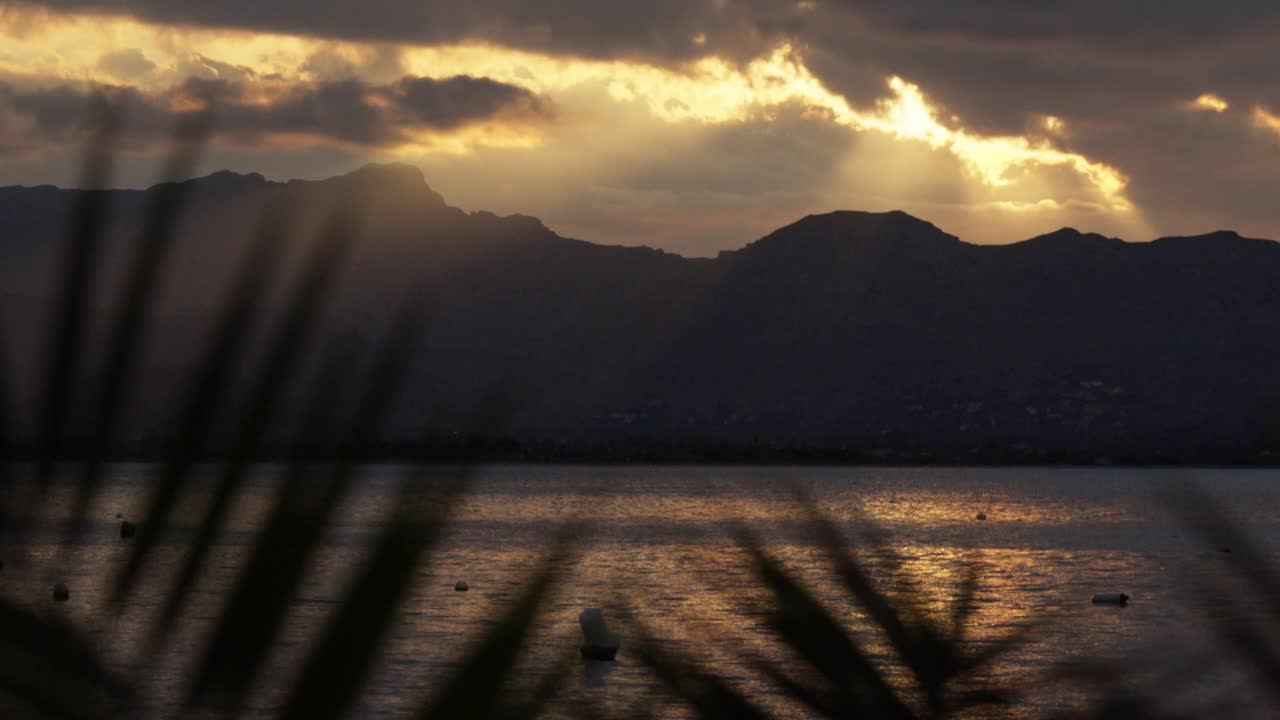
xmin=454 ymin=581 xmax=469 ymax=592
xmin=579 ymin=608 xmax=620 ymax=661
xmin=52 ymin=583 xmax=70 ymax=602
xmin=1091 ymin=592 xmax=1129 ymax=605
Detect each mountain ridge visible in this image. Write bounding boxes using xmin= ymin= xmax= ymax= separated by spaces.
xmin=4 ymin=164 xmax=1280 ymax=464
xmin=5 ymin=162 xmax=1271 ymax=257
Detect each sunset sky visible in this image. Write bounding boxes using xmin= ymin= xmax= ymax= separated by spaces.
xmin=2 ymin=1 xmax=1279 ymax=255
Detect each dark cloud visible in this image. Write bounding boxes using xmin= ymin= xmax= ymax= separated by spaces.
xmin=299 ymin=46 xmax=404 ymax=83
xmin=0 ymin=73 xmax=553 ymax=150
xmin=96 ymin=48 xmax=156 ymax=79
xmin=17 ymin=2 xmax=1280 ymax=132
xmin=779 ymin=2 xmax=1280 ymax=238
xmin=393 ymin=76 xmax=543 ymax=129
xmin=780 ymin=3 xmax=1280 ymax=239
xmin=176 ymin=54 xmax=259 ymax=83
xmin=0 ymin=82 xmax=157 ymax=145
xmin=12 ymin=1 xmax=1279 ymax=67
xmin=827 ymin=1 xmax=1280 ymax=55
xmin=10 ymin=0 xmax=788 ymax=64
xmin=7 ymin=0 xmax=1280 ymax=242
xmin=1068 ymin=106 xmax=1280 ymax=239
xmin=765 ymin=2 xmax=1280 ymax=131
xmin=15 ymin=1 xmax=1280 ymax=130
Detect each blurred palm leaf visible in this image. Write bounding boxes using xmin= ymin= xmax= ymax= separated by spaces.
xmin=629 ymin=505 xmax=1028 ymax=719
xmin=0 ymin=95 xmax=571 ymax=720
xmin=64 ymin=109 xmax=212 ymax=545
xmin=9 ymin=89 xmax=1280 ymax=720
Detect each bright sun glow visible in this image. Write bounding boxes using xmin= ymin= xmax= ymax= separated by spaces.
xmin=1253 ymin=106 xmax=1280 ymax=136
xmin=1192 ymin=93 xmax=1230 ymax=112
xmin=410 ymin=44 xmax=1131 ymax=210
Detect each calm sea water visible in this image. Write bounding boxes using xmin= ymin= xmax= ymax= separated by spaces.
xmin=9 ymin=465 xmax=1280 ymax=717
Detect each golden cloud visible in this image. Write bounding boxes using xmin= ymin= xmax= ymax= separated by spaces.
xmin=1040 ymin=115 xmax=1065 ymax=135
xmin=1190 ymin=93 xmax=1229 ymax=112
xmin=401 ymin=43 xmax=1132 ymax=209
xmin=0 ymin=7 xmax=1135 ymax=213
xmin=1254 ymin=105 xmax=1280 ymax=136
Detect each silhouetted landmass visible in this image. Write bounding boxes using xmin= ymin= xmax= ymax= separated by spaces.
xmin=4 ymin=164 xmax=1280 ymax=465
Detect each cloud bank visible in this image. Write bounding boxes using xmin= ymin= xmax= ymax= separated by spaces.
xmin=2 ymin=1 xmax=1279 ymax=252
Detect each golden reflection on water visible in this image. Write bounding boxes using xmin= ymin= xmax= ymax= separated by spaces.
xmin=13 ymin=465 xmax=1280 ymax=717
xmin=442 ymin=472 xmax=1177 ymax=530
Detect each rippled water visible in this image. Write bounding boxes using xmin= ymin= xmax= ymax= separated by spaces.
xmin=8 ymin=465 xmax=1280 ymax=717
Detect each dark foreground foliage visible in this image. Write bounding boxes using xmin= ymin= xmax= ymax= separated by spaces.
xmin=0 ymin=98 xmax=570 ymax=720
xmin=1 ymin=94 xmax=1278 ymax=720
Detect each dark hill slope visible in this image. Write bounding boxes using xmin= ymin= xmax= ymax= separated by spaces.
xmin=3 ymin=166 xmax=1279 ymax=461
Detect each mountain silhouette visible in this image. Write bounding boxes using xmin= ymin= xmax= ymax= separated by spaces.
xmin=3 ymin=164 xmax=1280 ymax=463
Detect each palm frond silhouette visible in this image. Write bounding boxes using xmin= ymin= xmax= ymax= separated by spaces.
xmin=0 ymin=94 xmax=568 ymax=719
xmin=6 ymin=92 xmax=1280 ymax=720
xmin=623 ymin=504 xmax=1029 ymax=720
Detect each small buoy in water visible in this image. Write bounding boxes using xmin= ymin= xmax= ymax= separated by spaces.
xmin=52 ymin=583 xmax=69 ymax=602
xmin=1092 ymin=592 xmax=1129 ymax=605
xmin=454 ymin=581 xmax=468 ymax=592
xmin=976 ymin=512 xmax=987 ymax=521
xmin=580 ymin=608 xmax=620 ymax=661
xmin=120 ymin=521 xmax=136 ymax=539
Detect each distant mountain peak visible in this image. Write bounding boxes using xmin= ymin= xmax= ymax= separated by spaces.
xmin=729 ymin=209 xmax=962 ymax=260
xmin=1161 ymin=229 xmax=1244 ymax=242
xmin=339 ymin=162 xmax=428 ymax=185
xmin=1045 ymin=226 xmax=1085 ymax=237
xmin=798 ymin=209 xmax=956 ymax=238
xmin=159 ymin=169 xmax=266 ymax=194
xmin=322 ymin=162 xmax=447 ymax=208
xmin=467 ymin=209 xmax=552 ymax=236
xmin=200 ymin=169 xmax=267 ymax=185
xmin=1020 ymin=227 xmax=1124 ymax=249
xmin=1149 ymin=229 xmax=1280 ymax=256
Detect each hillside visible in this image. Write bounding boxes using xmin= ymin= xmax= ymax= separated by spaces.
xmin=3 ymin=165 xmax=1279 ymax=463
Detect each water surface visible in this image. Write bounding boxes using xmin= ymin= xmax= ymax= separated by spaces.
xmin=10 ymin=465 xmax=1280 ymax=717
